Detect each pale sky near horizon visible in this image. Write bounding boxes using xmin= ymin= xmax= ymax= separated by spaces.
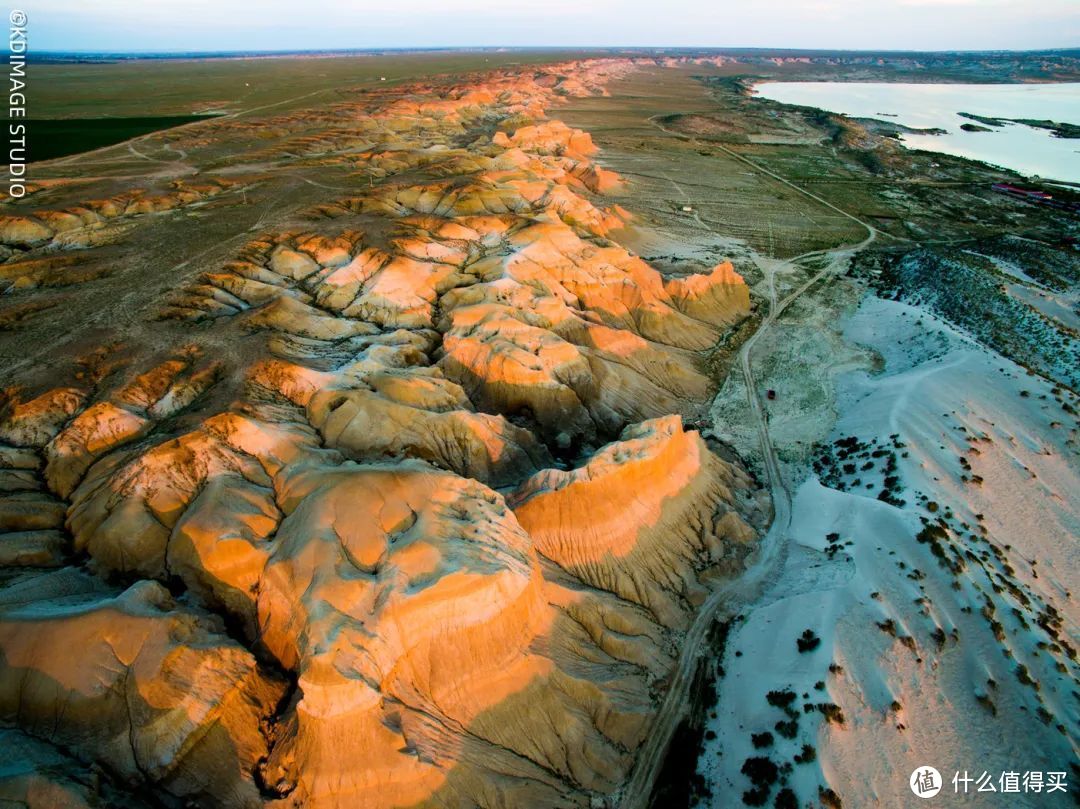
xmin=23 ymin=0 xmax=1080 ymax=53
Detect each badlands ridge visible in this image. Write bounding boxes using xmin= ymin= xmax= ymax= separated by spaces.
xmin=0 ymin=59 xmax=767 ymax=807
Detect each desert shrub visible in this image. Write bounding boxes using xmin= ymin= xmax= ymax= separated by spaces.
xmin=774 ymin=788 xmax=798 ymax=809
xmin=742 ymin=786 xmax=770 ymax=806
xmin=975 ymin=693 xmax=997 ymax=715
xmin=1015 ymin=664 xmax=1039 ymax=690
xmin=766 ymin=690 xmax=797 ymax=709
xmin=797 ymin=629 xmax=821 ymax=653
xmin=820 ymin=787 xmax=843 ymax=808
xmin=774 ymin=720 xmax=799 ymax=739
xmin=817 ymin=703 xmax=846 ymax=725
xmin=741 ymin=756 xmax=779 ymax=787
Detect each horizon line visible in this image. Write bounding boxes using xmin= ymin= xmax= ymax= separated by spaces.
xmin=32 ymin=44 xmax=1080 ymax=57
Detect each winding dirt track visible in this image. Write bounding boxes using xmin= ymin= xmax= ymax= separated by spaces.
xmin=616 ymin=118 xmax=878 ymax=809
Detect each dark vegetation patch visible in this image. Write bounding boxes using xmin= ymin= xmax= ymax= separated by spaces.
xmin=851 ymin=241 xmax=1080 ymax=390
xmin=648 ymin=619 xmax=732 ymax=808
xmin=796 ymin=629 xmax=821 ymax=653
xmin=812 ymin=433 xmax=907 ymax=505
xmin=26 ymin=116 xmax=216 ymax=162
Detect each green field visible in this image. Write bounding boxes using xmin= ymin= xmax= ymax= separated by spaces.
xmin=27 ymin=116 xmax=214 ymax=161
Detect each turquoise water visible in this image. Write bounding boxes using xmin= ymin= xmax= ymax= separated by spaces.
xmin=754 ymin=81 xmax=1080 ymax=183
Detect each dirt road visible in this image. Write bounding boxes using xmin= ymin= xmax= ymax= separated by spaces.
xmin=615 ymin=119 xmax=878 ymax=809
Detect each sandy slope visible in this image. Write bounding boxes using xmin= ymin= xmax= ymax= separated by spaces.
xmin=700 ymin=293 xmax=1079 ymax=807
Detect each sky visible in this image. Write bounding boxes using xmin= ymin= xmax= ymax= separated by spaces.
xmin=24 ymin=0 xmax=1080 ymax=53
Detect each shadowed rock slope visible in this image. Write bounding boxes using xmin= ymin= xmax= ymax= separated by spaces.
xmin=0 ymin=58 xmax=767 ymax=808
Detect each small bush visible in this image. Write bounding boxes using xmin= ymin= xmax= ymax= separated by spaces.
xmin=820 ymin=787 xmax=843 ymax=808
xmin=975 ymin=693 xmax=997 ymax=716
xmin=797 ymin=629 xmax=821 ymax=653
xmin=774 ymin=719 xmax=798 ymax=739
xmin=774 ymin=788 xmax=798 ymax=809
xmin=741 ymin=756 xmax=779 ymax=787
xmin=741 ymin=755 xmax=783 ymax=805
xmin=1015 ymin=664 xmax=1039 ymax=690
xmin=742 ymin=786 xmax=770 ymax=807
xmin=818 ymin=703 xmax=846 ymax=725
xmin=751 ymin=732 xmax=774 ymax=749
xmin=766 ymin=690 xmax=797 ymax=709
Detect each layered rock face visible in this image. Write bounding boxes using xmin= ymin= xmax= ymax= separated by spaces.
xmin=512 ymin=416 xmax=758 ymax=629
xmin=0 ymin=569 xmax=285 ymax=807
xmin=0 ymin=59 xmax=764 ymax=807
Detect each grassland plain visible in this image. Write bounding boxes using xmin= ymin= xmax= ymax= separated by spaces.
xmin=560 ymin=66 xmax=1077 ymax=261
xmin=32 ymin=50 xmax=608 ymax=118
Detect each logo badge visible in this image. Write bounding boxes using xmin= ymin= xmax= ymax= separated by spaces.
xmin=910 ymin=766 xmax=943 ymax=798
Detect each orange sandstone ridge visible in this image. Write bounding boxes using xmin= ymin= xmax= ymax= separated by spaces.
xmin=0 ymin=58 xmax=766 ymax=808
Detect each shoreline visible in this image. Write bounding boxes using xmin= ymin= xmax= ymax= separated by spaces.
xmin=749 ymin=79 xmax=1080 ymax=184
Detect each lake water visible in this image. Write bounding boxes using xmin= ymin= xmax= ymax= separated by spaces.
xmin=753 ymin=81 xmax=1080 ymax=184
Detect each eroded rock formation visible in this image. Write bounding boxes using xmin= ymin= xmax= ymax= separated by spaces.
xmin=0 ymin=569 xmax=284 ymax=807
xmin=0 ymin=58 xmax=766 ymax=808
